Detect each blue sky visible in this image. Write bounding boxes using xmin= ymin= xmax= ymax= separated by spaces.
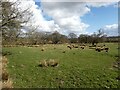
xmin=34 ymin=1 xmax=118 ymax=36
xmin=81 ymin=5 xmax=118 ymax=34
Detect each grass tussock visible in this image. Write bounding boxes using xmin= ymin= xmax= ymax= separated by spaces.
xmin=2 ymin=79 xmax=13 ymax=89
xmin=1 ymin=56 xmax=13 ymax=89
xmin=38 ymin=59 xmax=59 ymax=67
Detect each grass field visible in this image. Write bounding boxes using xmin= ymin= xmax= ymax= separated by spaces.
xmin=2 ymin=43 xmax=119 ymax=88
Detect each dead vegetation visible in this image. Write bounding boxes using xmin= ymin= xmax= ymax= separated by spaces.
xmin=1 ymin=56 xmax=13 ymax=89
xmin=38 ymin=59 xmax=59 ymax=67
xmin=2 ymin=79 xmax=13 ymax=89
xmin=2 ymin=70 xmax=9 ymax=81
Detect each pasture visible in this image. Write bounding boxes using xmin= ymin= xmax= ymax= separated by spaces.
xmin=2 ymin=43 xmax=119 ymax=88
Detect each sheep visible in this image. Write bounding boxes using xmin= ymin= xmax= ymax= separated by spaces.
xmin=104 ymin=47 xmax=109 ymax=52
xmin=95 ymin=47 xmax=101 ymax=52
xmin=74 ymin=46 xmax=78 ymax=48
xmin=41 ymin=48 xmax=45 ymax=51
xmin=71 ymin=44 xmax=75 ymax=48
xmin=34 ymin=45 xmax=39 ymax=47
xmin=95 ymin=47 xmax=109 ymax=52
xmin=67 ymin=45 xmax=72 ymax=49
xmin=80 ymin=46 xmax=84 ymax=49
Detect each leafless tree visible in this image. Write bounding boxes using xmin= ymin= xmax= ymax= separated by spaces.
xmin=1 ymin=0 xmax=33 ymax=45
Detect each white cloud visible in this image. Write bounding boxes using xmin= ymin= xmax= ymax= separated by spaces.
xmin=9 ymin=0 xmax=61 ymax=33
xmin=86 ymin=2 xmax=117 ymax=7
xmin=103 ymin=24 xmax=118 ymax=36
xmin=7 ymin=0 xmax=118 ymax=36
xmin=41 ymin=0 xmax=119 ymax=2
xmin=41 ymin=2 xmax=90 ymax=35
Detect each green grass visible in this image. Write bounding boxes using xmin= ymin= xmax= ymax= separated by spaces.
xmin=2 ymin=43 xmax=119 ymax=88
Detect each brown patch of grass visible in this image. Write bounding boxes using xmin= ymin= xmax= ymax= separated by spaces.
xmin=38 ymin=59 xmax=59 ymax=67
xmin=48 ymin=59 xmax=59 ymax=67
xmin=2 ymin=70 xmax=9 ymax=81
xmin=1 ymin=56 xmax=13 ymax=89
xmin=38 ymin=60 xmax=48 ymax=67
xmin=2 ymin=56 xmax=8 ymax=64
xmin=2 ymin=79 xmax=13 ymax=89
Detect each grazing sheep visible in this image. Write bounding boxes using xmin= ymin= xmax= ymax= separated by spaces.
xmin=95 ymin=47 xmax=101 ymax=52
xmin=71 ymin=44 xmax=75 ymax=48
xmin=67 ymin=45 xmax=72 ymax=49
xmin=80 ymin=46 xmax=84 ymax=49
xmin=95 ymin=47 xmax=109 ymax=52
xmin=104 ymin=47 xmax=109 ymax=52
xmin=41 ymin=48 xmax=45 ymax=51
xmin=81 ymin=44 xmax=86 ymax=46
xmin=74 ymin=46 xmax=78 ymax=48
xmin=35 ymin=45 xmax=39 ymax=47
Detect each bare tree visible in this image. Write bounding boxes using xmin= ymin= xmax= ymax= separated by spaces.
xmin=1 ymin=0 xmax=32 ymax=45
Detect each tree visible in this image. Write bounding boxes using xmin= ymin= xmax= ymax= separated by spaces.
xmin=1 ymin=0 xmax=32 ymax=45
xmin=60 ymin=35 xmax=68 ymax=43
xmin=91 ymin=29 xmax=106 ymax=46
xmin=49 ymin=31 xmax=61 ymax=44
xmin=68 ymin=33 xmax=77 ymax=43
xmin=78 ymin=34 xmax=88 ymax=43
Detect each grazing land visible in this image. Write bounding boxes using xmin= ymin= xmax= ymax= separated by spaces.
xmin=2 ymin=43 xmax=119 ymax=88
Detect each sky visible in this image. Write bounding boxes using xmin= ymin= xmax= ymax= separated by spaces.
xmin=12 ymin=0 xmax=119 ymax=36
